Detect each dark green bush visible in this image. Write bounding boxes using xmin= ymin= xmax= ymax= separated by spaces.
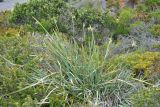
xmin=10 ymin=0 xmax=70 ymax=33
xmin=10 ymin=0 xmax=106 ymax=35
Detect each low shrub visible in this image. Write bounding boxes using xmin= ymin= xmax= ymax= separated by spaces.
xmin=136 ymin=0 xmax=160 ymax=23
xmin=131 ymin=87 xmax=160 ymax=107
xmin=0 ymin=11 xmax=10 ymax=27
xmin=108 ymin=51 xmax=160 ymax=79
xmin=149 ymin=24 xmax=160 ymax=37
xmin=0 ymin=11 xmax=27 ymax=37
xmin=10 ymin=0 xmax=72 ymax=33
xmin=0 ymin=35 xmax=48 ymax=106
xmin=113 ymin=7 xmax=135 ymax=35
xmin=0 ymin=27 xmax=19 ymax=37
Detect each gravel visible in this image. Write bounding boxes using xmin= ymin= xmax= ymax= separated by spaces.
xmin=0 ymin=0 xmax=27 ymax=11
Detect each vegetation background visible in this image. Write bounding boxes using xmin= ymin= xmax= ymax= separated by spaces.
xmin=0 ymin=0 xmax=160 ymax=107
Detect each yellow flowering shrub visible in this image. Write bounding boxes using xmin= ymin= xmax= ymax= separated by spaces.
xmin=127 ymin=52 xmax=160 ymax=77
xmin=0 ymin=11 xmax=26 ymax=37
xmin=108 ymin=52 xmax=160 ymax=78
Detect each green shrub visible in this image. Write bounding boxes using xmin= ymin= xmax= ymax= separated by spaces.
xmin=10 ymin=0 xmax=106 ymax=36
xmin=73 ymin=7 xmax=108 ymax=39
xmin=131 ymin=87 xmax=160 ymax=107
xmin=10 ymin=0 xmax=70 ymax=33
xmin=113 ymin=8 xmax=134 ymax=35
xmin=144 ymin=0 xmax=160 ymax=11
xmin=10 ymin=0 xmax=136 ymax=41
xmin=0 ymin=11 xmax=27 ymax=37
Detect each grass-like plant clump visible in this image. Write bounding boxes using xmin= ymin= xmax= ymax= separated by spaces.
xmin=0 ymin=31 xmax=137 ymax=106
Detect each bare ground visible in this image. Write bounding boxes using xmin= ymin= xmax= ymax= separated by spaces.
xmin=0 ymin=0 xmax=27 ymax=11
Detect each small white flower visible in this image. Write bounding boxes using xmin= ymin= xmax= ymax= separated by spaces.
xmin=72 ymin=15 xmax=75 ymax=19
xmin=88 ymin=25 xmax=94 ymax=31
xmin=116 ymin=18 xmax=119 ymax=23
xmin=131 ymin=40 xmax=137 ymax=47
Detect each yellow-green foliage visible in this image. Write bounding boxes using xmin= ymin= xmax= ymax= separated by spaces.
xmin=0 ymin=11 xmax=10 ymax=26
xmin=128 ymin=52 xmax=160 ymax=76
xmin=131 ymin=87 xmax=160 ymax=107
xmin=106 ymin=0 xmax=119 ymax=8
xmin=149 ymin=24 xmax=160 ymax=37
xmin=153 ymin=44 xmax=160 ymax=49
xmin=118 ymin=8 xmax=135 ymax=24
xmin=0 ymin=11 xmax=26 ymax=37
xmin=0 ymin=35 xmax=46 ymax=106
xmin=109 ymin=52 xmax=160 ymax=78
xmin=0 ymin=27 xmax=19 ymax=36
xmin=130 ymin=21 xmax=142 ymax=29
